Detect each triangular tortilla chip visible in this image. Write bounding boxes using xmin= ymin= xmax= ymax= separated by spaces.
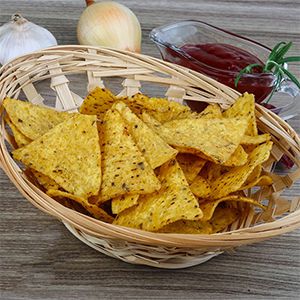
xmin=210 ymin=142 xmax=273 ymax=199
xmin=100 ymin=109 xmax=161 ymax=202
xmin=143 ymin=112 xmax=248 ymax=164
xmin=13 ymin=114 xmax=101 ymax=198
xmin=157 ymin=219 xmax=213 ymax=234
xmin=127 ymin=93 xmax=190 ymax=123
xmin=3 ymin=98 xmax=75 ymax=140
xmin=79 ymin=87 xmax=116 ymax=120
xmin=210 ymin=207 xmax=239 ymax=233
xmin=5 ymin=116 xmax=32 ymax=147
xmin=111 ymin=194 xmax=139 ymax=215
xmin=176 ymin=153 xmax=206 ymax=184
xmin=31 ymin=169 xmax=60 ymax=190
xmin=190 ymin=175 xmax=211 ymax=198
xmin=222 ymin=145 xmax=248 ymax=167
xmin=241 ymin=134 xmax=271 ymax=145
xmin=197 ymin=104 xmax=222 ymax=119
xmin=238 ymin=174 xmax=273 ymax=191
xmin=113 ymin=101 xmax=178 ymax=169
xmin=223 ymin=92 xmax=257 ymax=136
xmin=47 ymin=189 xmax=113 ymax=223
xmin=244 ymin=165 xmax=262 ymax=184
xmin=200 ymin=195 xmax=266 ymax=221
xmin=113 ymin=160 xmax=203 ymax=231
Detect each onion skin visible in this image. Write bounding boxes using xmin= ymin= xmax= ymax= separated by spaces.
xmin=77 ymin=1 xmax=141 ymax=53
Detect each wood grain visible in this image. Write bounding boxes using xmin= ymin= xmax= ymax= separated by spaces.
xmin=0 ymin=0 xmax=299 ymax=299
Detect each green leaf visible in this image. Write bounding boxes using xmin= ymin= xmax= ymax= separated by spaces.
xmin=234 ymin=63 xmax=262 ymax=87
xmin=281 ymin=68 xmax=300 ymax=89
xmin=279 ymin=56 xmax=300 ymax=63
xmin=267 ymin=42 xmax=286 ymax=62
xmin=274 ymin=42 xmax=292 ymax=62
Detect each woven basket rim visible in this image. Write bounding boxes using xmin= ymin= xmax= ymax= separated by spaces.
xmin=0 ymin=45 xmax=299 ymax=249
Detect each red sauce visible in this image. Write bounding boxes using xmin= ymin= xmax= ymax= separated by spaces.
xmin=163 ymin=43 xmax=275 ymax=110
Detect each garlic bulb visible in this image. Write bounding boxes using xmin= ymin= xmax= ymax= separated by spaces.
xmin=0 ymin=14 xmax=57 ymax=65
xmin=77 ymin=1 xmax=141 ymax=53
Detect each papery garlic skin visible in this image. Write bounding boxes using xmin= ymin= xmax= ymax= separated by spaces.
xmin=0 ymin=14 xmax=57 ymax=65
xmin=77 ymin=1 xmax=141 ymax=53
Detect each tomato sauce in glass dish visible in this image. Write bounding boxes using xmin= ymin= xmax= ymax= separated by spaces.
xmin=179 ymin=43 xmax=274 ymax=104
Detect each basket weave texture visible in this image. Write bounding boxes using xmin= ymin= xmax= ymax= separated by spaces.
xmin=0 ymin=45 xmax=299 ymax=269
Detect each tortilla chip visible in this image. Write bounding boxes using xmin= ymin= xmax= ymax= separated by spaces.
xmin=241 ymin=134 xmax=271 ymax=145
xmin=157 ymin=205 xmax=238 ymax=234
xmin=111 ymin=194 xmax=139 ymax=215
xmin=113 ymin=160 xmax=202 ymax=231
xmin=31 ymin=169 xmax=60 ymax=190
xmin=5 ymin=116 xmax=32 ymax=147
xmin=200 ymin=195 xmax=266 ymax=221
xmin=176 ymin=153 xmax=206 ymax=184
xmin=3 ymin=98 xmax=75 ymax=140
xmin=210 ymin=142 xmax=273 ymax=199
xmin=222 ymin=145 xmax=248 ymax=167
xmin=113 ymin=101 xmax=178 ymax=169
xmin=210 ymin=207 xmax=240 ymax=233
xmin=100 ymin=109 xmax=161 ymax=202
xmin=47 ymin=189 xmax=113 ymax=223
xmin=190 ymin=175 xmax=211 ymax=198
xmin=223 ymin=92 xmax=257 ymax=136
xmin=143 ymin=112 xmax=248 ymax=164
xmin=197 ymin=104 xmax=222 ymax=119
xmin=79 ymin=87 xmax=116 ymax=119
xmin=199 ymin=162 xmax=222 ymax=182
xmin=239 ymin=175 xmax=273 ymax=190
xmin=13 ymin=114 xmax=101 ymax=198
xmin=127 ymin=93 xmax=190 ymax=123
xmin=245 ymin=165 xmax=262 ymax=184
xmin=157 ymin=219 xmax=213 ymax=234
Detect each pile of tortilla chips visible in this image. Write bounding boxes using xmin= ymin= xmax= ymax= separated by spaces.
xmin=3 ymin=88 xmax=274 ymax=234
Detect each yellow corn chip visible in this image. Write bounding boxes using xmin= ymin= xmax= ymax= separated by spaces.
xmin=158 ymin=206 xmax=238 ymax=234
xmin=199 ymin=162 xmax=221 ymax=182
xmin=197 ymin=104 xmax=222 ymax=119
xmin=222 ymin=145 xmax=248 ymax=167
xmin=3 ymin=98 xmax=75 ymax=140
xmin=143 ymin=112 xmax=248 ymax=164
xmin=170 ymin=104 xmax=222 ymax=121
xmin=127 ymin=93 xmax=190 ymax=123
xmin=157 ymin=219 xmax=213 ymax=234
xmin=79 ymin=87 xmax=116 ymax=119
xmin=113 ymin=101 xmax=178 ymax=169
xmin=200 ymin=195 xmax=266 ymax=221
xmin=239 ymin=175 xmax=273 ymax=190
xmin=13 ymin=114 xmax=101 ymax=198
xmin=210 ymin=142 xmax=273 ymax=199
xmin=245 ymin=165 xmax=262 ymax=184
xmin=31 ymin=169 xmax=60 ymax=190
xmin=47 ymin=189 xmax=113 ymax=223
xmin=223 ymin=92 xmax=257 ymax=136
xmin=113 ymin=160 xmax=203 ymax=231
xmin=210 ymin=207 xmax=240 ymax=233
xmin=111 ymin=194 xmax=139 ymax=215
xmin=100 ymin=109 xmax=161 ymax=202
xmin=5 ymin=116 xmax=32 ymax=147
xmin=190 ymin=175 xmax=211 ymax=198
xmin=161 ymin=117 xmax=248 ymax=164
xmin=241 ymin=134 xmax=271 ymax=145
xmin=176 ymin=153 xmax=206 ymax=184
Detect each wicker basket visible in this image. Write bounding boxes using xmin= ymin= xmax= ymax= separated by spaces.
xmin=0 ymin=45 xmax=300 ymax=269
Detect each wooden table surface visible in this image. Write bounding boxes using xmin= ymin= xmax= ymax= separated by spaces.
xmin=1 ymin=1 xmax=299 ymax=299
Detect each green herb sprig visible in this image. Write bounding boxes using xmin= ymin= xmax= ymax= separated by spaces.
xmin=235 ymin=42 xmax=300 ymax=102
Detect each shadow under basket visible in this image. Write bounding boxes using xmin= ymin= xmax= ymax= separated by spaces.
xmin=0 ymin=45 xmax=300 ymax=269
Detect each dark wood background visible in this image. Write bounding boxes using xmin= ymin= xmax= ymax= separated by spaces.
xmin=0 ymin=1 xmax=299 ymax=299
